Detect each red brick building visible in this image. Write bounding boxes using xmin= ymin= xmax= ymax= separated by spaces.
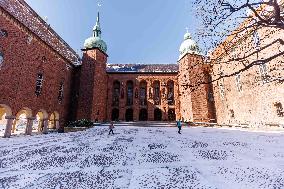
xmin=0 ymin=0 xmax=218 ymax=138
xmin=0 ymin=0 xmax=80 ymax=137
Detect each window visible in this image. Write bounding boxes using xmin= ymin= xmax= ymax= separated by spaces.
xmin=0 ymin=52 xmax=3 ymax=69
xmin=218 ymin=72 xmax=225 ymax=99
xmin=58 ymin=82 xmax=64 ymax=103
xmin=208 ymin=92 xmax=214 ymax=102
xmin=274 ymin=102 xmax=284 ymax=117
xmin=259 ymin=62 xmax=269 ymax=83
xmin=139 ymin=81 xmax=147 ymax=106
xmin=35 ymin=73 xmax=44 ymax=96
xmin=153 ymin=81 xmax=160 ymax=105
xmin=235 ymin=73 xmax=242 ymax=92
xmin=253 ymin=31 xmax=260 ymax=50
xmin=0 ymin=29 xmax=8 ymax=37
xmin=167 ymin=80 xmax=175 ymax=105
xmin=126 ymin=81 xmax=134 ymax=106
xmin=229 ymin=109 xmax=235 ymax=118
xmin=112 ymin=81 xmax=120 ymax=106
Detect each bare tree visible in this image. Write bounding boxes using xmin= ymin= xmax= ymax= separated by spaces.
xmin=181 ymin=0 xmax=284 ymax=92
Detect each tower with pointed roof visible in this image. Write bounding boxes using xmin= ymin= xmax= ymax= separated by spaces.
xmin=177 ymin=31 xmax=216 ymax=122
xmin=77 ymin=12 xmax=108 ymax=121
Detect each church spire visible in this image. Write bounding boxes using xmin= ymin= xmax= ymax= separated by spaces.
xmin=93 ymin=12 xmax=102 ymax=38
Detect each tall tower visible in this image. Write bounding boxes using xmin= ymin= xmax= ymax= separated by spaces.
xmin=178 ymin=31 xmax=215 ymax=122
xmin=77 ymin=12 xmax=108 ymax=121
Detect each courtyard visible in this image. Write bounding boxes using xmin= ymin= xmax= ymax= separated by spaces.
xmin=0 ymin=125 xmax=283 ymax=189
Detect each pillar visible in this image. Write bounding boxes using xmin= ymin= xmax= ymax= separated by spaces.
xmin=11 ymin=119 xmax=17 ymax=133
xmin=55 ymin=119 xmax=60 ymax=130
xmin=26 ymin=117 xmax=35 ymax=135
xmin=3 ymin=116 xmax=16 ymax=138
xmin=42 ymin=118 xmax=49 ymax=134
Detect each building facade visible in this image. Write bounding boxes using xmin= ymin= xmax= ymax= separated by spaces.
xmin=1 ymin=0 xmax=282 ymax=138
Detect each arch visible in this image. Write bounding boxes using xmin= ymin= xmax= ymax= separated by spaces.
xmin=125 ymin=108 xmax=133 ymax=122
xmin=112 ymin=80 xmax=120 ymax=106
xmin=49 ymin=111 xmax=59 ymax=129
xmin=154 ymin=108 xmax=162 ymax=121
xmin=13 ymin=107 xmax=33 ymax=135
xmin=0 ymin=104 xmax=12 ymax=117
xmin=111 ymin=108 xmax=119 ymax=121
xmin=153 ymin=80 xmax=161 ymax=105
xmin=139 ymin=80 xmax=147 ymax=106
xmin=139 ymin=108 xmax=148 ymax=121
xmin=126 ymin=80 xmax=134 ymax=106
xmin=167 ymin=80 xmax=175 ymax=105
xmin=168 ymin=109 xmax=176 ymax=121
xmin=34 ymin=109 xmax=48 ymax=133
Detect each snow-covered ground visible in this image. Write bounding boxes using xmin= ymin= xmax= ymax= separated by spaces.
xmin=0 ymin=126 xmax=283 ymax=189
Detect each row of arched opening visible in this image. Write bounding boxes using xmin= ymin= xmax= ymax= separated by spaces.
xmin=0 ymin=104 xmax=59 ymax=137
xmin=112 ymin=80 xmax=175 ymax=107
xmin=111 ymin=108 xmax=176 ymax=122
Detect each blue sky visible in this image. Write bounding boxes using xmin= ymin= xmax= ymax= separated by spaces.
xmin=26 ymin=0 xmax=199 ymax=64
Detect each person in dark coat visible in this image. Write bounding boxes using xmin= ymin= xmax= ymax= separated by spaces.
xmin=109 ymin=121 xmax=114 ymax=135
xmin=177 ymin=119 xmax=182 ymax=134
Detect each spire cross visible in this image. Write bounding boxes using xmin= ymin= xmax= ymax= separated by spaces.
xmin=186 ymin=27 xmax=189 ymax=33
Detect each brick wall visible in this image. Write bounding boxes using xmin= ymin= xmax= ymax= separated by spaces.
xmin=76 ymin=49 xmax=108 ymax=122
xmin=107 ymin=73 xmax=179 ymax=121
xmin=178 ymin=53 xmax=216 ymax=122
xmin=211 ymin=26 xmax=284 ymax=127
xmin=0 ymin=8 xmax=75 ymax=129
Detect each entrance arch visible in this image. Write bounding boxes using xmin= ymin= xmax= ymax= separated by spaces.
xmin=14 ymin=108 xmax=33 ymax=135
xmin=154 ymin=108 xmax=162 ymax=121
xmin=49 ymin=111 xmax=59 ymax=129
xmin=35 ymin=109 xmax=48 ymax=133
xmin=111 ymin=108 xmax=119 ymax=121
xmin=125 ymin=108 xmax=133 ymax=122
xmin=168 ymin=109 xmax=176 ymax=121
xmin=139 ymin=108 xmax=148 ymax=121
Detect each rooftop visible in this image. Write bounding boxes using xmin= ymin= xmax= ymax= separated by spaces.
xmin=106 ymin=63 xmax=179 ymax=73
xmin=0 ymin=0 xmax=80 ymax=64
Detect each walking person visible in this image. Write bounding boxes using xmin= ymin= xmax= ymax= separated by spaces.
xmin=109 ymin=121 xmax=114 ymax=135
xmin=177 ymin=119 xmax=182 ymax=134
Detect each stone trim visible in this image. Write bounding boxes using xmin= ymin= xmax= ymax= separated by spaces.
xmin=5 ymin=116 xmax=16 ymax=119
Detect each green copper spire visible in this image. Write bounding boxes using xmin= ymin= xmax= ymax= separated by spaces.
xmin=93 ymin=12 xmax=101 ymax=38
xmin=84 ymin=11 xmax=107 ymax=53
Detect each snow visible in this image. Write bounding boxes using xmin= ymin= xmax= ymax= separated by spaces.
xmin=0 ymin=126 xmax=283 ymax=189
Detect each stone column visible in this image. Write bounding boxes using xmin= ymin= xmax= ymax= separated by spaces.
xmin=42 ymin=118 xmax=49 ymax=134
xmin=11 ymin=119 xmax=17 ymax=133
xmin=55 ymin=119 xmax=60 ymax=130
xmin=4 ymin=116 xmax=16 ymax=138
xmin=26 ymin=117 xmax=36 ymax=135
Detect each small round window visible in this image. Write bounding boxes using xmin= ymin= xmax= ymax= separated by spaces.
xmin=0 ymin=52 xmax=4 ymax=68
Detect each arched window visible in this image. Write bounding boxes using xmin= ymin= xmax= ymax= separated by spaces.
xmin=112 ymin=81 xmax=120 ymax=106
xmin=167 ymin=80 xmax=174 ymax=105
xmin=139 ymin=81 xmax=147 ymax=106
xmin=153 ymin=81 xmax=160 ymax=105
xmin=126 ymin=81 xmax=134 ymax=106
